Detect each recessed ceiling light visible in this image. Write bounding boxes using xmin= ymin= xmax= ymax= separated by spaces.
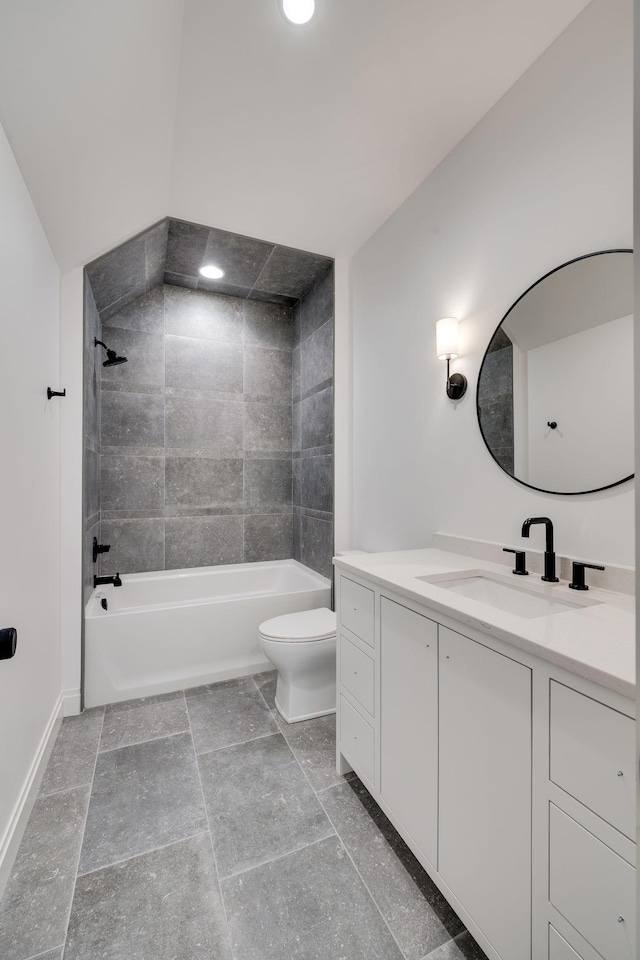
xmin=281 ymin=0 xmax=315 ymax=25
xmin=199 ymin=264 xmax=224 ymax=280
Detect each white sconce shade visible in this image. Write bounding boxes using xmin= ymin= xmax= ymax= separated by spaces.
xmin=436 ymin=316 xmax=467 ymax=399
xmin=436 ymin=317 xmax=460 ymax=360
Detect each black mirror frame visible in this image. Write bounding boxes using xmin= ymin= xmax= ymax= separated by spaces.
xmin=476 ymin=248 xmax=634 ymax=496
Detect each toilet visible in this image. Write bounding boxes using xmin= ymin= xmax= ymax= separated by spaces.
xmin=259 ymin=607 xmax=337 ymax=723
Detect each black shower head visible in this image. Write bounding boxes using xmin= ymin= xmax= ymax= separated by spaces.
xmin=95 ymin=339 xmax=128 ymax=367
xmin=103 ymin=349 xmax=128 ymax=367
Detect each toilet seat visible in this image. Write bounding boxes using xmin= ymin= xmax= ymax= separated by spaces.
xmin=259 ymin=607 xmax=336 ymax=643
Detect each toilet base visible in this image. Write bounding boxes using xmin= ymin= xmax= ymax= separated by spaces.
xmin=260 ymin=633 xmax=336 ymax=724
xmin=274 ymin=695 xmax=336 ymax=724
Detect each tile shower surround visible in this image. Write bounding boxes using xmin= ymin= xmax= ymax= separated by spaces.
xmin=292 ymin=265 xmax=335 ymax=579
xmin=0 ymin=671 xmax=488 ymax=960
xmin=85 ymin=219 xmax=334 ymax=581
xmin=98 ymin=284 xmax=297 ymax=574
xmin=82 ymin=281 xmax=101 ymax=605
xmin=85 ymin=217 xmax=333 ymax=319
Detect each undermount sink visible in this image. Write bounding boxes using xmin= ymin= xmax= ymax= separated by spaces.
xmin=416 ymin=570 xmax=601 ymax=620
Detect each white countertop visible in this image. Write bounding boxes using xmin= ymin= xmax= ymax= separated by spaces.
xmin=334 ymin=548 xmax=635 ymax=700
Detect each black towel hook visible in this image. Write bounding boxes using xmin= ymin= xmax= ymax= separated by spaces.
xmin=47 ymin=388 xmax=66 ymax=399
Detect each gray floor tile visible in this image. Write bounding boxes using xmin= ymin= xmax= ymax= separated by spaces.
xmin=253 ymin=669 xmax=277 ymax=710
xmin=423 ymin=931 xmax=488 ymax=960
xmin=29 ymin=950 xmax=64 ymax=960
xmin=186 ymin=677 xmax=278 ymax=755
xmin=99 ymin=691 xmax=189 ymax=752
xmin=198 ymin=734 xmax=334 ymax=879
xmin=0 ymin=786 xmax=90 ymax=960
xmin=274 ymin=711 xmax=353 ymax=793
xmin=65 ymin=834 xmax=231 ymax=960
xmin=78 ymin=732 xmax=207 ymax=876
xmin=39 ymin=708 xmax=104 ymax=797
xmin=222 ymin=834 xmax=404 ymax=960
xmin=320 ymin=779 xmax=464 ymax=960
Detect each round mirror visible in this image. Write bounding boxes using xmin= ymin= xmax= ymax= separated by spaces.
xmin=477 ymin=249 xmax=633 ymax=495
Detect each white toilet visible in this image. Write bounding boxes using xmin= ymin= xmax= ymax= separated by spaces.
xmin=259 ymin=607 xmax=337 ymax=723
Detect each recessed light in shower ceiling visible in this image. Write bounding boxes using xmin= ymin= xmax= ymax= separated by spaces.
xmin=199 ymin=264 xmax=225 ymax=280
xmin=281 ymin=0 xmax=315 ymax=25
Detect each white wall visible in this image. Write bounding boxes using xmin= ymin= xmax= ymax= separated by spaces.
xmin=0 ymin=123 xmax=62 ymax=879
xmin=59 ymin=268 xmax=85 ymax=711
xmin=350 ymin=0 xmax=633 ymax=566
xmin=525 ymin=315 xmax=633 ymax=491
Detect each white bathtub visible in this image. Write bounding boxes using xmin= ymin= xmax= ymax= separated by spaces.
xmin=84 ymin=559 xmax=331 ymax=707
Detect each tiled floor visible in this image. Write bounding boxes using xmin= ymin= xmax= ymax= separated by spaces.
xmin=0 ymin=671 xmax=488 ymax=960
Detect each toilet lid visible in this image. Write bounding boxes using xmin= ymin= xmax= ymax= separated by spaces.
xmin=259 ymin=607 xmax=336 ymax=642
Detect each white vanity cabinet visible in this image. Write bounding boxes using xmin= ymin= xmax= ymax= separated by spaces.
xmin=379 ymin=597 xmax=438 ymax=868
xmin=335 ymin=569 xmax=636 ymax=960
xmin=439 ymin=626 xmax=532 ymax=960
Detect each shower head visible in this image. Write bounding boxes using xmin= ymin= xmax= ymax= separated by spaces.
xmin=95 ymin=338 xmax=128 ymax=367
xmin=103 ymin=350 xmax=127 ymax=367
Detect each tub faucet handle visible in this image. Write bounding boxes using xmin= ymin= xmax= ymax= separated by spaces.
xmin=93 ymin=537 xmax=111 ymax=564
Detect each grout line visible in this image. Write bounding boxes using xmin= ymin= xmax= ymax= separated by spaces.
xmin=59 ymin=706 xmax=106 ymax=953
xmin=250 ymin=674 xmax=277 ymax=714
xmin=251 ymin=677 xmax=350 ymax=798
xmin=36 ymin=780 xmax=95 ymax=802
xmin=247 ymin=246 xmax=277 ymax=300
xmin=219 ymin=833 xmax=334 ymax=885
xmin=186 ymin=692 xmax=236 ymax=959
xmin=97 ymin=725 xmax=192 ymax=756
xmin=21 ymin=946 xmax=66 ymax=960
xmin=313 ymin=776 xmax=356 ymax=796
xmin=74 ymin=830 xmax=210 ymax=881
xmin=316 ymin=790 xmax=409 ymax=960
xmin=251 ymin=679 xmax=332 ymax=799
xmin=191 ymin=728 xmax=280 ymax=761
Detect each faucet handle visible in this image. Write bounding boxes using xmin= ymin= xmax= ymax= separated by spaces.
xmin=93 ymin=537 xmax=111 ymax=563
xmin=503 ymin=548 xmax=529 ymax=576
xmin=569 ymin=561 xmax=605 ymax=591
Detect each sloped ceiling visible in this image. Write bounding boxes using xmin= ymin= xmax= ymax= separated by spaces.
xmin=0 ymin=0 xmax=591 ymax=272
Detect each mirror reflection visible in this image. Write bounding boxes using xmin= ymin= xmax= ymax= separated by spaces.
xmin=477 ymin=250 xmax=633 ymax=494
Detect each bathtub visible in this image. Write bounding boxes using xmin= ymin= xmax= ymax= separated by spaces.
xmin=84 ymin=559 xmax=331 ymax=707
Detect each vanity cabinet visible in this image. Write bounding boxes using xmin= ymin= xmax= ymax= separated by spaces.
xmin=549 ymin=681 xmax=635 ymax=840
xmin=335 ymin=570 xmax=636 ymax=960
xmin=439 ymin=626 xmax=531 ymax=960
xmin=379 ymin=597 xmax=438 ymax=867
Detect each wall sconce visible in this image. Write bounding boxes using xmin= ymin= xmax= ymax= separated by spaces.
xmin=436 ymin=317 xmax=467 ymax=400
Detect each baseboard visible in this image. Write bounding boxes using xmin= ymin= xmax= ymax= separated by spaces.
xmin=62 ymin=688 xmax=82 ymax=717
xmin=0 ymin=692 xmax=64 ymax=900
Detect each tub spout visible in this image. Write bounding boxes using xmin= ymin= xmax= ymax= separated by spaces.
xmin=94 ymin=574 xmax=122 ymax=588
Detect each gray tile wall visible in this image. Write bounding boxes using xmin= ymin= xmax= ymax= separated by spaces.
xmin=83 ymin=281 xmax=101 ymax=604
xmin=98 ymin=284 xmax=296 ymax=575
xmin=477 ymin=329 xmax=514 ymax=476
xmin=292 ymin=267 xmax=334 ymax=579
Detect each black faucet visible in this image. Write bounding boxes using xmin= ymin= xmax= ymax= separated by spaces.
xmin=521 ymin=517 xmax=559 ymax=582
xmin=94 ymin=574 xmax=122 ymax=588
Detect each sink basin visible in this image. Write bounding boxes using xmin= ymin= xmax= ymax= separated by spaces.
xmin=416 ymin=570 xmax=600 ymax=620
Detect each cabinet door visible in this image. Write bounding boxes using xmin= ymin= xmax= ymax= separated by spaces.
xmin=380 ymin=597 xmax=438 ymax=866
xmin=439 ymin=626 xmax=532 ymax=960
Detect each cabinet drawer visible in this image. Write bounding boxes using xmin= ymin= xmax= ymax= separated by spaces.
xmin=340 ymin=576 xmax=375 ymax=647
xmin=340 ymin=695 xmax=375 ymax=785
xmin=549 ymin=926 xmax=583 ymax=960
xmin=549 ymin=804 xmax=635 ymax=960
xmin=550 ymin=681 xmax=635 ymax=839
xmin=340 ymin=635 xmax=375 ymax=716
